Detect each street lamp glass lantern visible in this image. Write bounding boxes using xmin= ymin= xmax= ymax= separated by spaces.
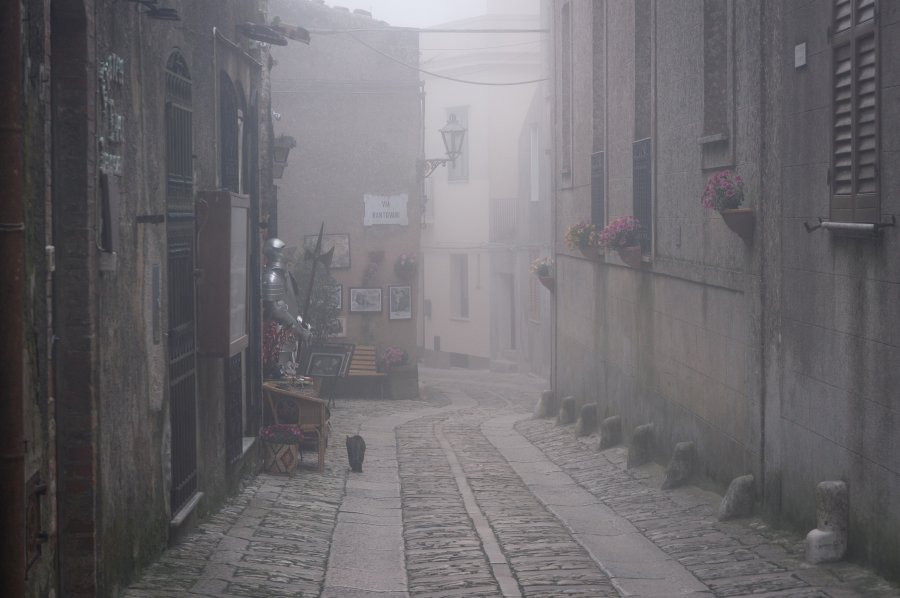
xmin=440 ymin=115 xmax=466 ymax=161
xmin=272 ymin=135 xmax=296 ymax=165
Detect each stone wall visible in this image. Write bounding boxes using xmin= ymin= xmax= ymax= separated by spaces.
xmin=553 ymin=0 xmax=900 ymax=581
xmin=767 ymin=0 xmax=900 ymax=578
xmin=269 ymin=0 xmax=421 ymax=358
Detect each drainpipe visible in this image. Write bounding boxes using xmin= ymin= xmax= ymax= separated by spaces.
xmin=0 ymin=0 xmax=26 ymax=594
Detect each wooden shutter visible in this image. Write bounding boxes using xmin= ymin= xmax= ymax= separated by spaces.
xmin=830 ymin=0 xmax=879 ymax=223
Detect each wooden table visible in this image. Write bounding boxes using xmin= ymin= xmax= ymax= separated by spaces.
xmin=263 ymin=382 xmax=329 ymax=472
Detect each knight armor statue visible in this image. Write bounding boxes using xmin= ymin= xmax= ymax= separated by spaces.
xmin=262 ymin=238 xmax=310 ymax=370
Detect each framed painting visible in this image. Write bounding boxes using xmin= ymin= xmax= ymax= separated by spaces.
xmin=332 ymin=284 xmax=342 ymax=310
xmin=349 ymin=287 xmax=382 ymax=313
xmin=389 ymin=285 xmax=412 ymax=320
xmin=334 ymin=316 xmax=346 ymax=337
xmin=303 ymin=233 xmax=351 ymax=269
xmin=306 ymin=352 xmax=345 ymax=377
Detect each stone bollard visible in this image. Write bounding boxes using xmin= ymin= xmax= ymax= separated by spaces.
xmin=575 ymin=403 xmax=599 ymax=437
xmin=598 ymin=416 xmax=622 ymax=450
xmin=718 ymin=474 xmax=755 ymax=521
xmin=805 ymin=481 xmax=849 ymax=564
xmin=626 ymin=423 xmax=654 ymax=468
xmin=557 ymin=396 xmax=577 ymax=425
xmin=662 ymin=441 xmax=696 ymax=489
xmin=534 ymin=390 xmax=557 ymax=419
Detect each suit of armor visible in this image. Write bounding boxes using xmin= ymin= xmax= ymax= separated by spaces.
xmin=262 ymin=238 xmax=310 ymax=370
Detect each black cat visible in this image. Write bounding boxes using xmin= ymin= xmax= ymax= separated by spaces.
xmin=346 ymin=434 xmax=366 ymax=473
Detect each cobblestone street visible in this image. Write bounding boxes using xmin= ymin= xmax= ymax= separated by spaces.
xmin=124 ymin=368 xmax=899 ymax=598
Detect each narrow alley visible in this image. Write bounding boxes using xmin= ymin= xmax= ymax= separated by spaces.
xmin=122 ymin=368 xmax=898 ymax=598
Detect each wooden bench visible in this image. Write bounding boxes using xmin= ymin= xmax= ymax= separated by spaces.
xmin=344 ymin=345 xmax=386 ymax=399
xmin=262 ymin=382 xmax=329 ymax=472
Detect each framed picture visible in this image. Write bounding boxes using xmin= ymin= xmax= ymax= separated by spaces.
xmin=334 ymin=316 xmax=346 ymax=337
xmin=349 ymin=287 xmax=382 ymax=312
xmin=303 ymin=233 xmax=351 ymax=269
xmin=332 ymin=284 xmax=342 ymax=310
xmin=306 ymin=352 xmax=345 ymax=377
xmin=389 ymin=285 xmax=412 ymax=320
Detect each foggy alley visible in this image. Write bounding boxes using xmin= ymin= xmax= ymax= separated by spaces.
xmin=121 ymin=368 xmax=897 ymax=598
xmin=9 ymin=0 xmax=900 ymax=595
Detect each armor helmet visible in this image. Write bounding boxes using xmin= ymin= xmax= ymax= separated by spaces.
xmin=264 ymin=237 xmax=287 ymax=271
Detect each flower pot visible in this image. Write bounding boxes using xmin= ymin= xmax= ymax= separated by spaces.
xmin=616 ymin=245 xmax=643 ymax=268
xmin=263 ymin=441 xmax=299 ymax=475
xmin=720 ymin=208 xmax=755 ymax=242
xmin=538 ymin=275 xmax=555 ymax=291
xmin=577 ymin=246 xmax=598 ymax=260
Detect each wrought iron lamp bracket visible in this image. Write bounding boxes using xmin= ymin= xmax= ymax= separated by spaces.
xmin=417 ymin=158 xmax=452 ymax=179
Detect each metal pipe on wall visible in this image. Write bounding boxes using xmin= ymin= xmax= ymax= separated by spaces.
xmin=0 ymin=0 xmax=27 ymax=593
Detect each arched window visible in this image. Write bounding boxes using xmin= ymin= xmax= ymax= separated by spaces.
xmin=219 ymin=71 xmax=240 ymax=193
xmin=166 ymin=52 xmax=193 ymax=213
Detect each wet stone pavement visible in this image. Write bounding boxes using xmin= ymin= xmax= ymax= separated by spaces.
xmin=124 ymin=368 xmax=899 ymax=598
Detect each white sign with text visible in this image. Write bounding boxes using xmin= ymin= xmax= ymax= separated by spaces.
xmin=364 ymin=193 xmax=408 ymax=226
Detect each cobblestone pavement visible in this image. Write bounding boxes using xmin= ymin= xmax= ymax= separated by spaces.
xmin=124 ymin=368 xmax=899 ymax=597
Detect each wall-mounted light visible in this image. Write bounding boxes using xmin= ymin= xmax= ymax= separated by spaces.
xmin=418 ymin=114 xmax=468 ymax=179
xmin=272 ymin=135 xmax=296 ymax=179
xmin=236 ymin=23 xmax=289 ymax=46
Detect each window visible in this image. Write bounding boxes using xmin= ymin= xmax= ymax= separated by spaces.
xmin=219 ymin=72 xmax=239 ymax=193
xmin=700 ymin=0 xmax=734 ymax=169
xmin=591 ymin=151 xmax=605 ymax=226
xmin=450 ymin=254 xmax=469 ymax=318
xmin=530 ymin=123 xmax=540 ymax=202
xmin=528 ymin=252 xmax=540 ymax=322
xmin=831 ymin=0 xmax=879 ymax=223
xmin=559 ymin=1 xmax=573 ymax=179
xmin=702 ymin=0 xmax=729 ymax=138
xmin=447 ymin=107 xmax=469 ymax=181
xmin=633 ymin=1 xmax=653 ymax=253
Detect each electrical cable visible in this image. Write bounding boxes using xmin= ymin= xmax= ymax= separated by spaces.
xmin=346 ymin=32 xmax=547 ymax=86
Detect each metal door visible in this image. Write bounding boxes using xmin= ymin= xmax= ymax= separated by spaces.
xmin=165 ymin=54 xmax=198 ymax=513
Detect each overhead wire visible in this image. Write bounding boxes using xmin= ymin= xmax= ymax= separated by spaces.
xmin=345 ymin=32 xmax=547 ymax=87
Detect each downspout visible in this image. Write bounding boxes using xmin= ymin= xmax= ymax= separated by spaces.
xmin=0 ymin=0 xmax=26 ymax=594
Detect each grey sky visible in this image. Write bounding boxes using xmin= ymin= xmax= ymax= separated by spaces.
xmin=325 ymin=0 xmax=487 ymax=27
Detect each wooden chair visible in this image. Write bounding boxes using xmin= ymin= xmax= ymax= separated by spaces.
xmin=262 ymin=382 xmax=329 ymax=472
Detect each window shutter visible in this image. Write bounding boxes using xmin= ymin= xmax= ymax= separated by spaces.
xmin=830 ymin=0 xmax=879 ymax=223
xmin=854 ymin=30 xmax=878 ymax=222
xmin=834 ymin=0 xmax=852 ymax=32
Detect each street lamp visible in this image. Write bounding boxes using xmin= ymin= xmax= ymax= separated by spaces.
xmin=418 ymin=114 xmax=467 ymax=179
xmin=272 ymin=135 xmax=296 ymax=179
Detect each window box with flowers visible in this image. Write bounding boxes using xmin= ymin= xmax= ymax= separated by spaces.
xmin=565 ymin=220 xmax=600 ymax=259
xmin=259 ymin=424 xmax=304 ymax=475
xmin=702 ymin=170 xmax=753 ymax=242
xmin=394 ymin=253 xmax=418 ymax=281
xmin=531 ymin=256 xmax=555 ymax=291
xmin=598 ymin=216 xmax=644 ymax=268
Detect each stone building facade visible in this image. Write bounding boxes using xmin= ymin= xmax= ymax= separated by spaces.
xmin=10 ymin=1 xmax=277 ymax=595
xmin=551 ymin=0 xmax=899 ymax=580
xmin=268 ymin=0 xmax=421 ymax=368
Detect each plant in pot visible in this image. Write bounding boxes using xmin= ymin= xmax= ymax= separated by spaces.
xmin=598 ymin=216 xmax=644 ymax=268
xmin=379 ymin=345 xmax=409 ymax=372
xmin=565 ymin=220 xmax=600 ymax=259
xmin=394 ymin=252 xmax=417 ymax=281
xmin=259 ymin=423 xmax=304 ymax=475
xmin=531 ymin=256 xmax=555 ymax=290
xmin=702 ymin=169 xmax=754 ymax=242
